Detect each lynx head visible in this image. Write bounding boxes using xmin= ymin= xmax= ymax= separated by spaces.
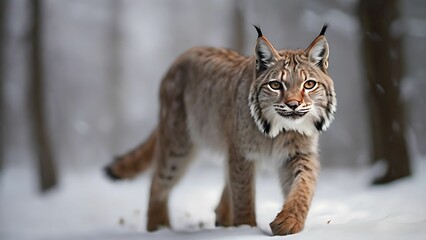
xmin=249 ymin=24 xmax=336 ymax=138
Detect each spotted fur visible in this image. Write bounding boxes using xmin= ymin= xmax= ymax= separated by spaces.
xmin=104 ymin=24 xmax=336 ymax=236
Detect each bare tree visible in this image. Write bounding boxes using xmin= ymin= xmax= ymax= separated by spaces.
xmin=108 ymin=0 xmax=124 ymax=154
xmin=358 ymin=0 xmax=411 ymax=184
xmin=29 ymin=0 xmax=57 ymax=191
xmin=232 ymin=0 xmax=245 ymax=54
xmin=0 ymin=0 xmax=6 ymax=171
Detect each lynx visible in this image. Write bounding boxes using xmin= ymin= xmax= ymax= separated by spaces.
xmin=105 ymin=24 xmax=336 ymax=235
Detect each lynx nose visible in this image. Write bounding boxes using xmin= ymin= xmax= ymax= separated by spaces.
xmin=286 ymin=100 xmax=300 ymax=110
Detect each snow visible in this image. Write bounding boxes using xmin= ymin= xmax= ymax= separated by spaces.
xmin=1 ymin=159 xmax=426 ymax=240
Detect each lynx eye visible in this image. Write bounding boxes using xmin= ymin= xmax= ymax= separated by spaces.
xmin=268 ymin=81 xmax=282 ymax=90
xmin=303 ymin=80 xmax=317 ymax=90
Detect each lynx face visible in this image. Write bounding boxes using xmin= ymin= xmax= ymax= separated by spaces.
xmin=249 ymin=26 xmax=336 ymax=138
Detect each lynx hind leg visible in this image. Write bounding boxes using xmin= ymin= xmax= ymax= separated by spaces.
xmin=105 ymin=129 xmax=157 ymax=180
xmin=147 ymin=133 xmax=194 ymax=231
xmin=147 ymin=100 xmax=194 ymax=231
xmin=215 ymin=184 xmax=233 ymax=227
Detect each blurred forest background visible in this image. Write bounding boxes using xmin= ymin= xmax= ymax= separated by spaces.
xmin=1 ymin=0 xmax=425 ymax=192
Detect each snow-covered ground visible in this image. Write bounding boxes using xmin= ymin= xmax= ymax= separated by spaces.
xmin=1 ymin=159 xmax=425 ymax=240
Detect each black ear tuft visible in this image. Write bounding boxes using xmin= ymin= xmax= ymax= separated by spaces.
xmin=319 ymin=23 xmax=328 ymax=36
xmin=253 ymin=24 xmax=263 ymax=38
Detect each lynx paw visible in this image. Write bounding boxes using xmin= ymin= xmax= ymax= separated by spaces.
xmin=147 ymin=215 xmax=170 ymax=232
xmin=269 ymin=211 xmax=304 ymax=235
xmin=147 ymin=201 xmax=170 ymax=232
xmin=215 ymin=214 xmax=233 ymax=227
xmin=214 ymin=204 xmax=233 ymax=227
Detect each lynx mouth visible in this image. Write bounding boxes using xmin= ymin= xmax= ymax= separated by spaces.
xmin=276 ymin=110 xmax=307 ymax=119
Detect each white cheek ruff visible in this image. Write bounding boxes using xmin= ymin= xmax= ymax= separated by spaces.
xmin=265 ymin=107 xmax=318 ymax=137
xmin=249 ymin=100 xmax=318 ymax=138
xmin=311 ymin=97 xmax=336 ymax=132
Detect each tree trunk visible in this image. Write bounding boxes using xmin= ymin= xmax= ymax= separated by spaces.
xmin=358 ymin=0 xmax=411 ymax=184
xmin=30 ymin=0 xmax=58 ymax=191
xmin=108 ymin=0 xmax=123 ymax=154
xmin=0 ymin=0 xmax=7 ymax=171
xmin=232 ymin=0 xmax=244 ymax=54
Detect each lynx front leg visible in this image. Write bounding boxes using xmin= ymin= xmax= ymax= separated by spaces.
xmin=228 ymin=148 xmax=256 ymax=227
xmin=270 ymin=153 xmax=319 ymax=235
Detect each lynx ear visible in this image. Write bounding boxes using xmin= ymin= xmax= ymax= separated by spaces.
xmin=305 ymin=24 xmax=329 ymax=72
xmin=254 ymin=25 xmax=279 ymax=73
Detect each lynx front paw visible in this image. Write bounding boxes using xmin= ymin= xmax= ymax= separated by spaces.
xmin=269 ymin=211 xmax=304 ymax=236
